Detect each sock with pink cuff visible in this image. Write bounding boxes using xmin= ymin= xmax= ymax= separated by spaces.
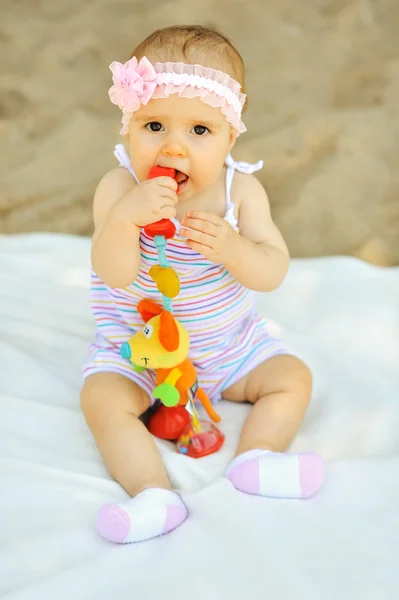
xmin=226 ymin=449 xmax=325 ymax=499
xmin=96 ymin=487 xmax=187 ymax=544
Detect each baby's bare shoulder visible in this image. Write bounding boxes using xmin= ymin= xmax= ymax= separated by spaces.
xmin=93 ymin=167 xmax=137 ymax=231
xmin=230 ymin=171 xmax=269 ymax=210
xmin=231 ymin=171 xmax=288 ymax=256
xmin=95 ymin=167 xmax=136 ymax=203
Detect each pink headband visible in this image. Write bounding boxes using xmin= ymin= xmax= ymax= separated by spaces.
xmin=108 ymin=56 xmax=247 ymax=136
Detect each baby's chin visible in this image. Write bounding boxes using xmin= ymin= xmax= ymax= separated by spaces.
xmin=177 ymin=179 xmax=208 ymax=201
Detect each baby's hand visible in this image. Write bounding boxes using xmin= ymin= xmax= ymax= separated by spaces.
xmin=114 ymin=177 xmax=178 ymax=228
xmin=180 ymin=212 xmax=238 ymax=264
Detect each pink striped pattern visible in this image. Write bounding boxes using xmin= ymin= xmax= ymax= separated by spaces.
xmin=83 ymin=230 xmax=287 ymax=402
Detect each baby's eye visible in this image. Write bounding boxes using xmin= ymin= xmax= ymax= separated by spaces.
xmin=191 ymin=125 xmax=209 ymax=136
xmin=146 ymin=121 xmax=164 ymax=132
xmin=143 ymin=324 xmax=153 ymax=338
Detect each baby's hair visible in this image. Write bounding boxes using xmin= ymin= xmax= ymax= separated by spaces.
xmin=132 ymin=25 xmax=247 ymax=109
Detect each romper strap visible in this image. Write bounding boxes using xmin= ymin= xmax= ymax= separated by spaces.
xmin=225 ymin=153 xmax=264 ymax=175
xmin=224 ymin=153 xmax=264 ymax=226
xmin=114 ymin=144 xmax=140 ymax=183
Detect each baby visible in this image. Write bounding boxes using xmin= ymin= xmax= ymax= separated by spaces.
xmin=81 ymin=25 xmax=325 ymax=544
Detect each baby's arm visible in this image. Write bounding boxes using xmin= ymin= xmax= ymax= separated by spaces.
xmin=91 ymin=168 xmax=178 ymax=288
xmin=227 ymin=174 xmax=289 ymax=291
xmin=91 ymin=168 xmax=141 ymax=288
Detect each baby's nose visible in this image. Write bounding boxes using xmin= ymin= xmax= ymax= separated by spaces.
xmin=161 ymin=140 xmax=187 ymax=158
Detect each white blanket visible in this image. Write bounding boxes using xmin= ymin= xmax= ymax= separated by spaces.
xmin=1 ymin=234 xmax=398 ymax=600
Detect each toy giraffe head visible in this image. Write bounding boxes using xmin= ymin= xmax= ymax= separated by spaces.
xmin=120 ymin=299 xmax=190 ymax=370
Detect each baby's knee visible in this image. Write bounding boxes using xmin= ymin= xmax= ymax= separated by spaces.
xmin=81 ymin=376 xmax=113 ymax=430
xmin=80 ymin=372 xmax=150 ymax=425
xmin=285 ymin=357 xmax=313 ymax=402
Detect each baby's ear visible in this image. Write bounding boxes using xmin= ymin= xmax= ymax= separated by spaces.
xmin=228 ymin=127 xmax=237 ymax=154
xmin=159 ymin=311 xmax=179 ymax=352
xmin=137 ymin=299 xmax=162 ymax=323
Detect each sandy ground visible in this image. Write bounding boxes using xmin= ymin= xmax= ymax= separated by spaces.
xmin=1 ymin=0 xmax=398 ymax=265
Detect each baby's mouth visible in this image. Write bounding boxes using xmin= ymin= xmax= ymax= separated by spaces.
xmin=175 ymin=170 xmax=189 ymax=191
xmin=154 ymin=165 xmax=189 ymax=192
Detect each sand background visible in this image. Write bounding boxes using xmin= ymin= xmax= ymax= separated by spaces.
xmin=1 ymin=0 xmax=398 ymax=265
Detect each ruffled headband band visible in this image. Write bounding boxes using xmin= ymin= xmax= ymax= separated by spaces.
xmin=108 ymin=56 xmax=247 ymax=136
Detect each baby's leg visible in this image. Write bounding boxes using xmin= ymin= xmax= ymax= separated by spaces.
xmin=81 ymin=372 xmax=187 ymax=543
xmin=223 ymin=355 xmax=324 ymax=499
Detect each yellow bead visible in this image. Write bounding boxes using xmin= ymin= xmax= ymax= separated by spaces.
xmin=149 ymin=266 xmax=180 ymax=298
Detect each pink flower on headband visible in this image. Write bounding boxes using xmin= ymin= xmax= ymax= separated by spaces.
xmin=108 ymin=57 xmax=157 ymax=112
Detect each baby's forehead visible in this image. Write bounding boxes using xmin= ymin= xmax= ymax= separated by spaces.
xmin=133 ymin=95 xmax=227 ymax=125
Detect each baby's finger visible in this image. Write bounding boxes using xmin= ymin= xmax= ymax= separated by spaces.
xmin=160 ymin=190 xmax=179 ymax=204
xmin=154 ymin=176 xmax=178 ymax=191
xmin=160 ymin=205 xmax=177 ymax=219
xmin=152 ymin=197 xmax=175 ymax=214
xmin=185 ymin=239 xmax=211 ymax=258
xmin=181 ymin=217 xmax=217 ymax=237
xmin=159 ymin=197 xmax=177 ymax=210
xmin=180 ymin=227 xmax=214 ymax=248
xmin=185 ymin=211 xmax=222 ymax=226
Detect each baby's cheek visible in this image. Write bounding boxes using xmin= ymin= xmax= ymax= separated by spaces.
xmin=130 ymin=160 xmax=154 ymax=182
xmin=191 ymin=160 xmax=224 ymax=188
xmin=129 ymin=144 xmax=157 ymax=181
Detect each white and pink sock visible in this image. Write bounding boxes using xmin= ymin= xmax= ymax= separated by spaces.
xmin=226 ymin=449 xmax=325 ymax=499
xmin=96 ymin=488 xmax=187 ymax=544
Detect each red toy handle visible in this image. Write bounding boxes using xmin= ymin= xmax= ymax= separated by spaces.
xmin=144 ymin=166 xmax=178 ymax=239
xmin=147 ymin=165 xmax=177 ymax=181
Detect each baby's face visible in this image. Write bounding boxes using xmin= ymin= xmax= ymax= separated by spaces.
xmin=127 ymin=95 xmax=236 ymax=199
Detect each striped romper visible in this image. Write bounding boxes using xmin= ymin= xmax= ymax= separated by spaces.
xmin=82 ymin=145 xmax=287 ymax=402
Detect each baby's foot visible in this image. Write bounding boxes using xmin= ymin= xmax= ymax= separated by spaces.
xmin=96 ymin=488 xmax=187 ymax=543
xmin=226 ymin=449 xmax=324 ymax=499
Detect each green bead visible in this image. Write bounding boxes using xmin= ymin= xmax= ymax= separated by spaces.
xmin=153 ymin=382 xmax=179 ymax=407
